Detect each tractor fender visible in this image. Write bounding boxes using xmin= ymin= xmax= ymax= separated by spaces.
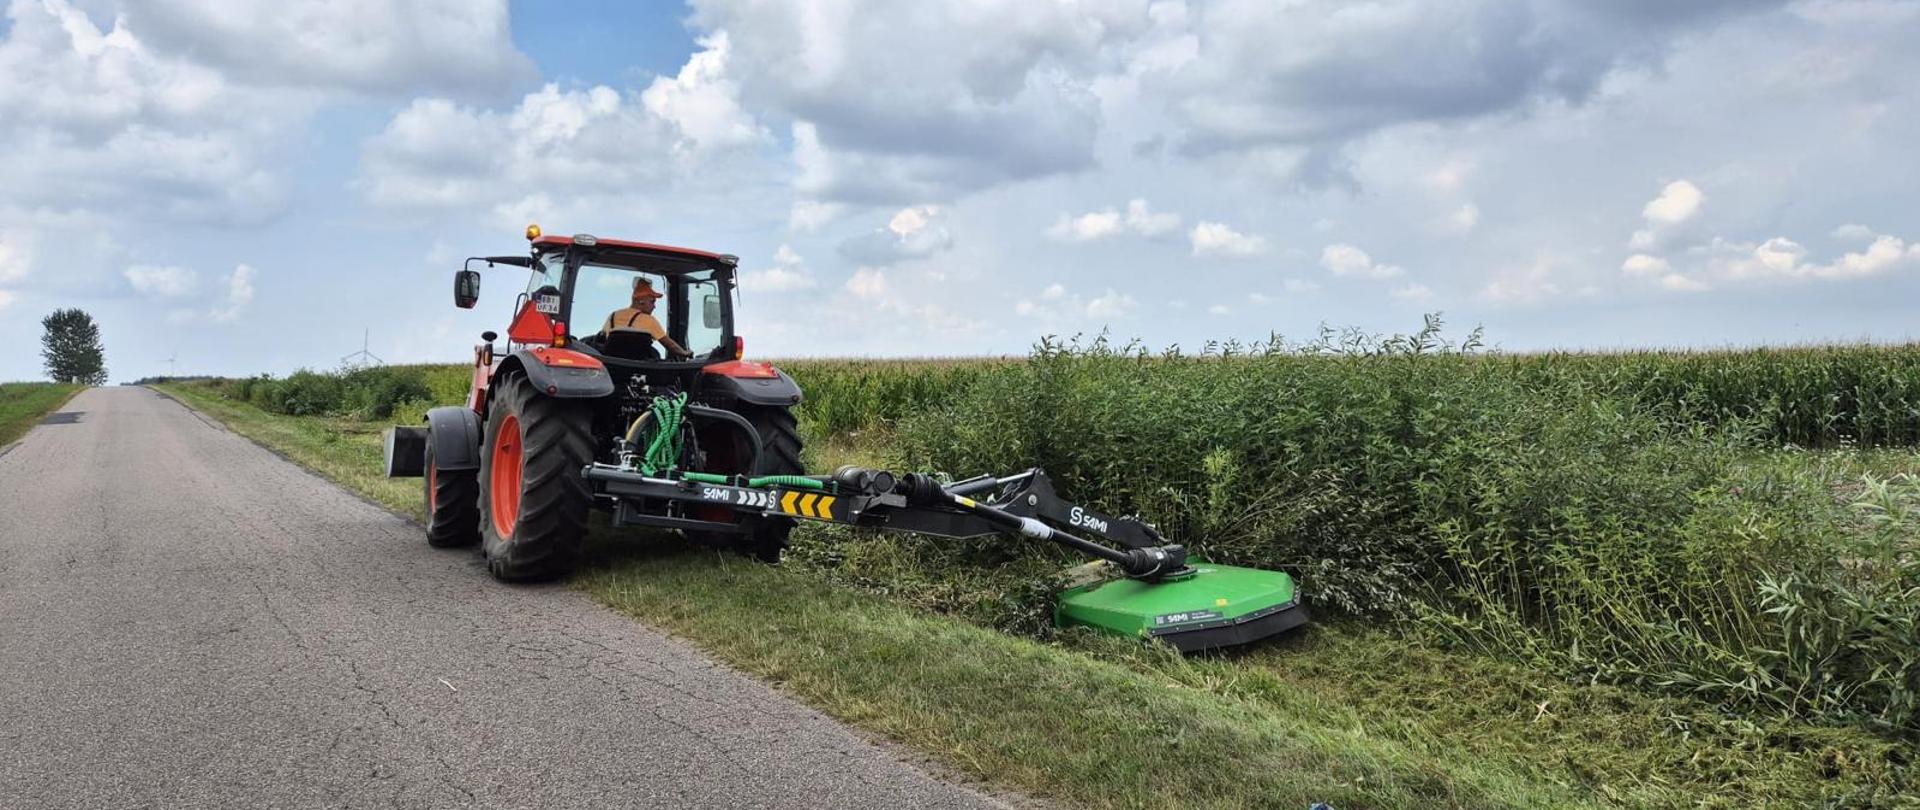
xmin=424 ymin=406 xmax=485 ymax=472
xmin=700 ymin=364 xmax=804 ymax=407
xmin=496 ymin=347 xmax=615 ymax=399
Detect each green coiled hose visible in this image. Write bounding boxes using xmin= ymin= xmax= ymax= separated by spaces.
xmin=633 ymin=392 xmax=688 ymax=476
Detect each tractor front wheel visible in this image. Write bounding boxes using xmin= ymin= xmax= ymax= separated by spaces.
xmin=423 ymin=438 xmax=480 ymax=548
xmin=477 ymin=373 xmax=595 ymax=581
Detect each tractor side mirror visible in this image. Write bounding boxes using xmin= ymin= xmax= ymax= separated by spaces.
xmin=454 ymin=270 xmax=481 ymax=309
xmin=702 ymin=294 xmax=722 ymax=328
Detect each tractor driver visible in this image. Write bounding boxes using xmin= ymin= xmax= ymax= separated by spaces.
xmin=600 ymin=278 xmax=691 ymax=359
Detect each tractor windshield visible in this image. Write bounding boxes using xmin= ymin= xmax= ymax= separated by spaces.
xmin=572 ymin=261 xmax=729 ymax=360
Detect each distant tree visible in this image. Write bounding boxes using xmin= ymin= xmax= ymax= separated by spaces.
xmin=41 ymin=308 xmax=107 ymax=385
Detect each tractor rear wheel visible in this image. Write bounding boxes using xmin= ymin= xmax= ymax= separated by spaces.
xmin=477 ymin=373 xmax=595 ymax=581
xmin=729 ymin=405 xmax=804 ymax=562
xmin=423 ymin=439 xmax=480 ymax=548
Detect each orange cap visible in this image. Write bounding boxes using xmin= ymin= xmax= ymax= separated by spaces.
xmin=632 ymin=278 xmax=664 ymax=299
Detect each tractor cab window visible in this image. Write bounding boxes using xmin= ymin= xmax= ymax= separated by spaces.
xmin=571 ymin=261 xmax=729 ymax=361
xmin=679 ymin=274 xmax=727 ymax=359
xmin=574 ymin=262 xmax=671 ymax=340
xmin=525 ymin=252 xmax=566 ymax=314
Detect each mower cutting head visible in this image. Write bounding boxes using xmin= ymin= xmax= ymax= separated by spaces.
xmin=1055 ymin=561 xmax=1307 ymax=652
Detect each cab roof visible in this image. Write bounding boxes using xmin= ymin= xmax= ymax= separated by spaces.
xmin=530 ymin=234 xmax=727 ymax=263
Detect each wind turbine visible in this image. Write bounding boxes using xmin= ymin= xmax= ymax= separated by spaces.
xmin=342 ymin=329 xmax=383 ymax=368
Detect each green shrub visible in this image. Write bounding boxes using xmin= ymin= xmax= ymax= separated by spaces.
xmin=866 ymin=331 xmax=1920 ymax=733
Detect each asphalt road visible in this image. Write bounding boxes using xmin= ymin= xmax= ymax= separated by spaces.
xmin=0 ymin=387 xmax=1009 ymax=809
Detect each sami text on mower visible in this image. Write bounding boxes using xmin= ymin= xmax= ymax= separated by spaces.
xmin=383 ymin=226 xmax=1308 ymax=652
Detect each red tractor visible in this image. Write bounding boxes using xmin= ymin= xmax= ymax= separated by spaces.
xmin=382 ymin=227 xmax=1307 ymax=652
xmin=384 ymin=226 xmax=805 ymax=580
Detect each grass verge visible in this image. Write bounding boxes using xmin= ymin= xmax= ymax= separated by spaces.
xmin=155 ymin=382 xmax=1913 ymax=809
xmin=0 ymin=382 xmax=83 ymax=447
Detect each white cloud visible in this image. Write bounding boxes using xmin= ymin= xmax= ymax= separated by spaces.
xmin=1190 ymin=221 xmax=1269 ymax=257
xmin=1715 ymin=232 xmax=1920 ymax=282
xmin=1283 ymin=278 xmax=1321 ymax=293
xmin=1621 ymin=254 xmax=1671 ymax=277
xmin=1046 ymin=209 xmax=1124 ymax=242
xmin=1124 ymin=199 xmax=1182 ymax=237
xmin=1014 ymin=283 xmax=1136 ymax=321
xmin=1642 ymin=180 xmax=1705 ymax=225
xmin=359 ymin=77 xmax=769 ymax=221
xmin=0 ymin=0 xmax=293 ymax=224
xmin=1319 ymin=243 xmax=1404 ymax=279
xmin=844 ymin=267 xmax=889 ymax=299
xmin=838 ymin=206 xmax=955 ymax=265
xmin=1085 ymin=289 xmax=1137 ymax=318
xmin=1151 ymin=2 xmax=1777 ymax=186
xmin=695 ymin=0 xmax=1138 ymax=205
xmin=1206 ymin=304 xmax=1231 ymax=315
xmin=788 ymin=199 xmax=846 ymax=232
xmin=639 ymin=32 xmax=767 ymax=156
xmin=124 ymin=266 xmax=199 ymax=297
xmin=1048 ymin=198 xmax=1183 ymax=242
xmin=1659 ymin=273 xmax=1711 ymax=292
xmin=1390 ymin=283 xmax=1435 ymax=302
xmin=740 ymin=244 xmax=816 ymax=293
xmin=209 ymin=264 xmax=256 ymax=322
xmin=121 ymin=0 xmax=532 ymax=98
xmin=0 ymin=233 xmax=27 ymax=285
xmin=1632 ymin=227 xmax=1920 ymax=293
xmin=0 ymin=289 xmax=15 ymax=310
xmin=1627 ymin=179 xmax=1708 ymax=252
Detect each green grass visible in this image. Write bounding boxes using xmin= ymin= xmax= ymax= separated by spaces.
xmin=0 ymin=382 xmax=84 ymax=447
xmin=156 ymin=380 xmax=1914 ymax=808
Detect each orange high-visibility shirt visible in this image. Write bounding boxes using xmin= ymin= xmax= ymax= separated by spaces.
xmin=602 ymin=308 xmax=665 ymax=339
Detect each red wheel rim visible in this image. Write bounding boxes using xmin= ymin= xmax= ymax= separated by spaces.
xmin=427 ymin=459 xmax=438 ymax=511
xmin=490 ymin=414 xmax=523 ymax=538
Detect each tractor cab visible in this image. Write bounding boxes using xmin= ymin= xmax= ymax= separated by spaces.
xmin=463 ymin=230 xmax=740 ymax=370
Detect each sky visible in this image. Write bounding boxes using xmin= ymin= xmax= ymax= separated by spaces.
xmin=1 ymin=0 xmax=1917 ymax=382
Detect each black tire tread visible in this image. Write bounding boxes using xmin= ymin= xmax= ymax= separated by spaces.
xmin=735 ymin=405 xmax=803 ymax=562
xmin=425 ymin=440 xmax=480 ymax=548
xmin=479 ymin=374 xmax=595 ymax=581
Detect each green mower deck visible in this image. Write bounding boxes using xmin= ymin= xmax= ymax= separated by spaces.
xmin=1056 ymin=562 xmax=1307 ymax=652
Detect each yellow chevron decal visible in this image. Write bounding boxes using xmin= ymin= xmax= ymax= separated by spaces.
xmin=797 ymin=493 xmax=819 ymax=518
xmin=812 ymin=496 xmax=836 ymax=520
xmin=780 ymin=491 xmax=801 ymax=514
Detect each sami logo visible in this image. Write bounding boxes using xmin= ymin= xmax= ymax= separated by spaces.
xmin=1068 ymin=506 xmax=1109 ymax=533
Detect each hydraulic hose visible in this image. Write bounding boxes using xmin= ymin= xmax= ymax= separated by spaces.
xmin=626 ymin=392 xmax=689 ymax=476
xmin=680 ymin=471 xmax=827 ymax=491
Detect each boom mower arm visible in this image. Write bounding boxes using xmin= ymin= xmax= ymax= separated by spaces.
xmin=580 ymin=463 xmax=1193 ymax=580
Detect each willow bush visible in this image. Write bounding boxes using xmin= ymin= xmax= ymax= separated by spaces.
xmin=861 ymin=329 xmax=1920 ymax=734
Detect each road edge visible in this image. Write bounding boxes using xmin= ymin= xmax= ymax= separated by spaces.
xmin=0 ymin=384 xmax=86 ymax=460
